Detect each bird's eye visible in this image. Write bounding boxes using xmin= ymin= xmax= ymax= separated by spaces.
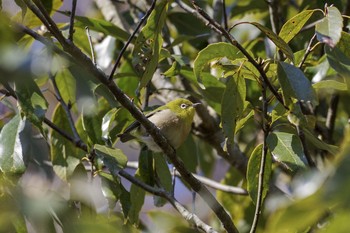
xmin=180 ymin=103 xmax=187 ymax=109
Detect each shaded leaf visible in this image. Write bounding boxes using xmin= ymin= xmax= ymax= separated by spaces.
xmin=82 ymin=106 xmax=103 ymax=144
xmin=177 ymin=135 xmax=198 ymax=173
xmin=303 ymin=129 xmax=338 ymax=155
xmin=267 ymin=132 xmax=307 ymax=174
xmin=193 ymin=42 xmax=242 ymax=88
xmin=50 ymin=104 xmax=80 ymax=180
xmin=325 ymin=32 xmax=350 ymax=80
xmin=15 ymin=77 xmax=48 ymax=131
xmin=247 ymin=144 xmax=272 ymax=204
xmin=128 ymin=172 xmax=146 ymax=226
xmin=315 ymin=6 xmax=343 ymax=47
xmin=221 ymin=74 xmax=246 ymax=144
xmin=277 ymin=62 xmax=317 ymax=107
xmin=279 ymin=10 xmax=315 ymax=43
xmin=132 ymin=0 xmax=169 ymax=88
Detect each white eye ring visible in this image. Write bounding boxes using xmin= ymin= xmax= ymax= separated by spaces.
xmin=180 ymin=103 xmax=187 ymax=109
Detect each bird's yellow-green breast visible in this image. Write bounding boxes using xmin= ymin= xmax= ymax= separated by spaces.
xmin=120 ymin=98 xmax=199 ymax=152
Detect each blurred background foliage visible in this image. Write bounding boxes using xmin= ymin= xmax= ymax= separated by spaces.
xmin=1 ymin=0 xmax=350 ymax=232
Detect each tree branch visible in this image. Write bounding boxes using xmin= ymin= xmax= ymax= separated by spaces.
xmin=17 ymin=6 xmax=238 ymax=233
xmin=68 ymin=0 xmax=77 ymax=41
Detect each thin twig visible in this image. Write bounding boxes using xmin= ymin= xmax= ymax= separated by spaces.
xmin=250 ymin=77 xmax=269 ymax=233
xmin=108 ymin=0 xmax=157 ymax=81
xmin=127 ymin=161 xmax=248 ymax=195
xmin=68 ymin=0 xmax=77 ymax=41
xmin=85 ymin=26 xmax=96 ymax=65
xmin=222 ymin=0 xmax=228 ymax=30
xmin=298 ymin=34 xmax=317 ymax=69
xmin=191 ymin=1 xmax=288 ymax=110
xmin=49 ymin=73 xmax=81 ymax=142
xmin=19 ymin=9 xmax=238 ymax=233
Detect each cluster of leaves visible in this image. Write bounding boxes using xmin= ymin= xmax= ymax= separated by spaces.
xmin=1 ymin=0 xmax=350 ymax=233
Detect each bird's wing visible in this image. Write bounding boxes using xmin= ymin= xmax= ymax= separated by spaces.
xmin=118 ymin=105 xmax=168 ymax=142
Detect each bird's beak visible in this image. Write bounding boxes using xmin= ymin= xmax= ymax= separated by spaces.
xmin=192 ymin=103 xmax=201 ymax=108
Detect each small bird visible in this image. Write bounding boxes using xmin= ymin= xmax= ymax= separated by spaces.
xmin=119 ymin=98 xmax=200 ymax=152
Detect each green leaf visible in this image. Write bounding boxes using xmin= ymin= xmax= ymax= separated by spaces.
xmin=153 ymin=152 xmax=172 ymax=207
xmin=94 ymin=144 xmax=128 ymax=170
xmin=221 ymin=74 xmax=246 ymax=144
xmin=312 ymin=80 xmax=347 ymax=91
xmin=137 ymin=149 xmax=154 ymax=186
xmin=15 ymin=77 xmax=48 ymax=131
xmin=0 ymin=114 xmax=29 ymax=174
xmin=247 ymin=22 xmax=294 ymax=61
xmin=132 ymin=0 xmax=169 ymax=89
xmin=177 ymin=135 xmax=198 ymax=173
xmin=82 ymin=106 xmax=103 ymax=144
xmin=119 ymin=183 xmax=131 ymax=219
xmin=55 ymin=69 xmax=76 ymax=104
xmin=193 ymin=42 xmax=242 ymax=89
xmin=279 ymin=10 xmax=315 ymax=43
xmin=235 ymin=108 xmax=254 ymax=134
xmin=315 ymin=6 xmax=343 ymax=47
xmin=277 ymin=62 xmax=317 ymax=107
xmin=266 ymin=132 xmax=307 ymax=174
xmin=247 ymin=144 xmax=272 ymax=204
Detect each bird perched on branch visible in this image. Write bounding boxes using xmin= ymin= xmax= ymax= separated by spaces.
xmin=119 ymin=98 xmax=200 ymax=152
